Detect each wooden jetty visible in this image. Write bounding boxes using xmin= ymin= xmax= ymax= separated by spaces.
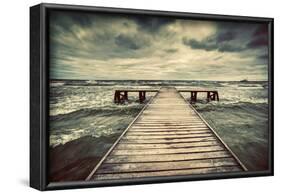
xmin=178 ymin=89 xmax=219 ymax=102
xmin=87 ymin=87 xmax=246 ymax=181
xmin=114 ymin=89 xmax=159 ymax=103
xmin=114 ymin=88 xmax=219 ymax=104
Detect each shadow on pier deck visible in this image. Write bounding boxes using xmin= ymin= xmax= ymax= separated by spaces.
xmin=86 ymin=87 xmax=246 ymax=182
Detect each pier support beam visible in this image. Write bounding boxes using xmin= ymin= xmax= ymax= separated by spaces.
xmin=216 ymin=92 xmax=219 ymax=101
xmin=178 ymin=90 xmax=219 ymax=103
xmin=207 ymin=91 xmax=210 ymax=102
xmin=114 ymin=89 xmax=220 ymax=104
xmin=139 ymin=91 xmax=146 ymax=103
xmin=190 ymin=91 xmax=197 ymax=102
xmin=123 ymin=91 xmax=128 ymax=101
xmin=114 ymin=90 xmax=147 ymax=104
xmin=114 ymin=91 xmax=129 ymax=104
xmin=114 ymin=91 xmax=120 ymax=103
xmin=207 ymin=91 xmax=219 ymax=102
xmin=114 ymin=89 xmax=158 ymax=104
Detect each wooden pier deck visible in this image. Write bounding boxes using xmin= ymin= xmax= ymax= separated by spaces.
xmin=86 ymin=87 xmax=246 ymax=181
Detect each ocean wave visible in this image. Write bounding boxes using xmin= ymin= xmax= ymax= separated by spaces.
xmin=194 ymin=101 xmax=268 ymax=113
xmin=49 ymin=105 xmax=144 ymax=147
xmin=49 ymin=85 xmax=156 ymax=116
xmin=194 ymin=101 xmax=269 ymax=171
xmin=50 ymin=105 xmax=143 ymax=121
xmin=50 ymin=82 xmax=65 ymax=87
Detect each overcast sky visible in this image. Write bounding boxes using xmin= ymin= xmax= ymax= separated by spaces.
xmin=49 ymin=11 xmax=269 ymax=81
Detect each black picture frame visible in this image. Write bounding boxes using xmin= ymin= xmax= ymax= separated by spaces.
xmin=30 ymin=3 xmax=274 ymax=191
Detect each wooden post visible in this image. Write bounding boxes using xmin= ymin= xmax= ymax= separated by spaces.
xmin=212 ymin=92 xmax=216 ymax=100
xmin=120 ymin=92 xmax=124 ymax=103
xmin=124 ymin=91 xmax=128 ymax=101
xmin=207 ymin=91 xmax=210 ymax=102
xmin=139 ymin=91 xmax=141 ymax=103
xmin=190 ymin=91 xmax=197 ymax=102
xmin=115 ymin=89 xmax=218 ymax=104
xmin=139 ymin=91 xmax=146 ymax=103
xmin=139 ymin=91 xmax=142 ymax=103
xmin=118 ymin=91 xmax=129 ymax=103
xmin=216 ymin=92 xmax=219 ymax=101
xmin=209 ymin=92 xmax=213 ymax=101
xmin=114 ymin=91 xmax=120 ymax=103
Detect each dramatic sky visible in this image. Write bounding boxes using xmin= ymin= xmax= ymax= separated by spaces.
xmin=49 ymin=11 xmax=269 ymax=81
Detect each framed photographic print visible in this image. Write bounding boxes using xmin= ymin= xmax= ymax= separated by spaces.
xmin=30 ymin=3 xmax=274 ymax=191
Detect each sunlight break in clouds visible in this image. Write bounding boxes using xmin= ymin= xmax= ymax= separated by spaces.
xmin=49 ymin=11 xmax=269 ymax=81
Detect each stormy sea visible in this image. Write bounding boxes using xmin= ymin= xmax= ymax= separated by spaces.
xmin=49 ymin=80 xmax=269 ymax=182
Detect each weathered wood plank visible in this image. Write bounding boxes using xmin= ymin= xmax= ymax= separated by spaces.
xmin=137 ymin=119 xmax=203 ymax=121
xmin=123 ymin=133 xmax=213 ymax=140
xmin=111 ymin=145 xmax=224 ymax=155
xmin=138 ymin=118 xmax=199 ymax=120
xmin=136 ymin=120 xmax=203 ymax=123
xmin=139 ymin=115 xmax=200 ymax=118
xmin=133 ymin=125 xmax=207 ymax=128
xmin=105 ymin=150 xmax=230 ymax=163
xmin=97 ymin=158 xmax=238 ymax=173
xmin=134 ymin=123 xmax=205 ymax=125
xmin=126 ymin=130 xmax=210 ymax=135
xmin=137 ymin=120 xmax=200 ymax=123
xmin=93 ymin=166 xmax=241 ymax=180
xmin=120 ymin=136 xmax=217 ymax=144
xmin=130 ymin=128 xmax=209 ymax=132
xmin=131 ymin=126 xmax=208 ymax=129
xmin=142 ymin=111 xmax=196 ymax=113
xmin=140 ymin=114 xmax=197 ymax=116
xmin=115 ymin=141 xmax=220 ymax=150
xmin=140 ymin=115 xmax=197 ymax=117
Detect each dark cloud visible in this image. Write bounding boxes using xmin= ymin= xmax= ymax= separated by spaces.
xmin=183 ymin=37 xmax=245 ymax=53
xmin=183 ymin=22 xmax=269 ymax=53
xmin=115 ymin=34 xmax=150 ymax=50
xmin=50 ymin=11 xmax=93 ymax=31
xmin=216 ymin=21 xmax=255 ymax=32
xmin=49 ymin=11 xmax=268 ymax=81
xmin=132 ymin=16 xmax=174 ymax=33
xmin=246 ymin=25 xmax=268 ymax=49
xmin=258 ymin=54 xmax=268 ymax=60
xmin=253 ymin=24 xmax=268 ymax=37
xmin=182 ymin=23 xmax=245 ymax=53
xmin=247 ymin=37 xmax=268 ymax=48
xmin=218 ymin=44 xmax=245 ymax=52
xmin=216 ymin=31 xmax=236 ymax=42
xmin=183 ymin=38 xmax=216 ymax=51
